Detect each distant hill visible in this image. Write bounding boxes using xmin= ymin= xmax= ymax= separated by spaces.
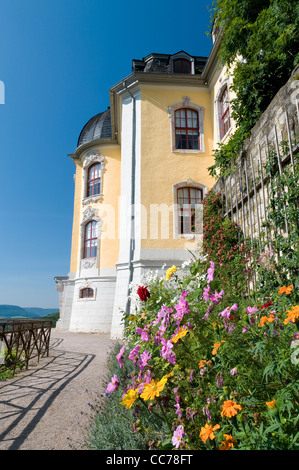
xmin=0 ymin=305 xmax=59 ymax=320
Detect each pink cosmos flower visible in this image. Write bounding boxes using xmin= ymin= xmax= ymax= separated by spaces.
xmin=207 ymin=261 xmax=215 ymax=283
xmin=246 ymin=305 xmax=258 ymax=316
xmin=210 ymin=289 xmax=225 ymax=305
xmin=172 ymin=425 xmax=185 ymax=449
xmin=116 ymin=345 xmax=125 ymax=369
xmin=155 ymin=305 xmax=172 ymax=329
xmin=160 ymin=338 xmax=176 ymax=364
xmin=202 ymin=285 xmax=211 ymax=303
xmin=106 ymin=374 xmax=119 ymax=393
xmin=138 ymin=349 xmax=152 ymax=371
xmin=129 ymin=345 xmax=141 ymax=364
xmin=136 ymin=326 xmax=150 ymax=342
xmin=174 ymin=403 xmax=183 ymax=418
xmin=173 ymin=295 xmax=190 ymax=323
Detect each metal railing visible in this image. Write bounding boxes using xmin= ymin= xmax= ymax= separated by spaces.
xmin=0 ymin=319 xmax=52 ymax=376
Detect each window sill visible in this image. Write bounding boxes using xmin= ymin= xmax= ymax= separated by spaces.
xmin=82 ymin=194 xmax=103 ymax=206
xmin=219 ymin=127 xmax=232 ymax=144
xmin=172 ymin=149 xmax=205 ymax=154
xmin=174 ymin=233 xmax=203 ymax=240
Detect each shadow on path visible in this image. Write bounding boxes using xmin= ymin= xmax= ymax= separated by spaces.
xmin=0 ymin=339 xmax=95 ymax=450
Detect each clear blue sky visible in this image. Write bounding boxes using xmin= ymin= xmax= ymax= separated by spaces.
xmin=0 ymin=0 xmax=213 ymax=309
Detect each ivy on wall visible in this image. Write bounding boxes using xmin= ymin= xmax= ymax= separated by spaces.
xmin=208 ymin=0 xmax=299 ymax=176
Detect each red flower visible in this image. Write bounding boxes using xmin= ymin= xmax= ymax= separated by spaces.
xmin=137 ymin=286 xmax=151 ymax=302
xmin=259 ymin=301 xmax=274 ymax=310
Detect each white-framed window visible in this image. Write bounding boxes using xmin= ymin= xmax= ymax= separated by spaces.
xmin=215 ymin=81 xmax=231 ymax=142
xmin=80 ymin=206 xmax=102 ymax=269
xmin=82 ymin=152 xmax=105 ymax=205
xmin=173 ymin=180 xmax=206 ymax=238
xmin=83 ymin=220 xmax=98 ymax=259
xmin=168 ymin=97 xmax=204 ymax=153
xmin=171 ymin=52 xmax=194 ymax=74
xmin=78 ymin=281 xmax=97 ymax=301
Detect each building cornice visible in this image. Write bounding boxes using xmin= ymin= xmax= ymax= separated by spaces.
xmin=70 ymin=139 xmax=119 ymax=161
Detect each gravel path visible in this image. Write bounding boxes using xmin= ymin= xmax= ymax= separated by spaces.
xmin=0 ymin=329 xmax=116 ymax=450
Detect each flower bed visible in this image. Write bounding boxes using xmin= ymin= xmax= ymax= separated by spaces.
xmin=103 ymin=259 xmax=299 ymax=450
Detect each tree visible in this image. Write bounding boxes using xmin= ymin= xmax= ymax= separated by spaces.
xmin=208 ymin=0 xmax=299 ymax=176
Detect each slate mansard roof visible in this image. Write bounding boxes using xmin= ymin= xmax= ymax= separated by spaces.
xmin=132 ymin=51 xmax=208 ymax=74
xmin=76 ymin=51 xmax=209 ymax=148
xmin=77 ymin=108 xmax=112 ymax=147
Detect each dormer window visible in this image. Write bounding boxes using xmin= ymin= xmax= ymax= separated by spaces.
xmin=173 ymin=58 xmax=191 ymax=74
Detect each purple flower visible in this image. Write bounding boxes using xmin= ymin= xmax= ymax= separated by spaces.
xmin=246 ymin=305 xmax=258 ymax=316
xmin=129 ymin=345 xmax=141 ymax=364
xmin=172 ymin=425 xmax=185 ymax=449
xmin=202 ymin=285 xmax=211 ymax=303
xmin=155 ymin=305 xmax=172 ymax=326
xmin=207 ymin=261 xmax=215 ymax=283
xmin=173 ymin=295 xmax=190 ymax=323
xmin=174 ymin=403 xmax=183 ymax=418
xmin=210 ymin=289 xmax=225 ymax=305
xmin=186 ymin=407 xmax=197 ymax=422
xmin=160 ymin=338 xmax=176 ymax=364
xmin=116 ymin=345 xmax=125 ymax=369
xmin=138 ymin=349 xmax=152 ymax=371
xmin=230 ymin=368 xmax=237 ymax=376
xmin=216 ymin=372 xmax=223 ymax=388
xmin=202 ymin=405 xmax=212 ymax=421
xmin=136 ymin=327 xmax=150 ymax=342
xmin=219 ymin=307 xmax=231 ymax=319
xmin=106 ymin=374 xmax=119 ymax=393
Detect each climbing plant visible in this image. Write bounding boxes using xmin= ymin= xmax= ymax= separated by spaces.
xmin=207 ymin=0 xmax=299 ymax=176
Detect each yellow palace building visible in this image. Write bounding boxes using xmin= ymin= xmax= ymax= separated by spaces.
xmin=54 ymin=33 xmax=234 ymax=338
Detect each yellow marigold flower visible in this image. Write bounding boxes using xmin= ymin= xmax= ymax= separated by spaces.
xmin=140 ymin=376 xmax=168 ymax=401
xmin=166 ymin=265 xmax=178 ymax=280
xmin=283 ymin=305 xmax=299 ymax=325
xmin=259 ymin=314 xmax=275 ymax=326
xmin=278 ymin=285 xmax=287 ymax=295
xmin=212 ymin=340 xmax=225 ymax=355
xmin=199 ymin=423 xmax=220 ymax=443
xmin=266 ymin=399 xmax=276 ymax=409
xmin=221 ymin=400 xmax=242 ymax=418
xmin=171 ymin=325 xmax=188 ymax=343
xmin=199 ymin=359 xmax=212 ymax=368
xmin=219 ymin=434 xmax=236 ymax=450
xmin=120 ymin=389 xmax=139 ymax=409
xmin=278 ymin=285 xmax=293 ymax=295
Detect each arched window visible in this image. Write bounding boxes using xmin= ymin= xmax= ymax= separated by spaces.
xmin=219 ymin=85 xmax=230 ymax=140
xmin=84 ymin=220 xmax=98 ymax=258
xmin=175 ymin=108 xmax=199 ymax=150
xmin=79 ymin=288 xmax=94 ymax=299
xmin=173 ymin=58 xmax=191 ymax=74
xmin=177 ymin=187 xmax=203 ymax=234
xmin=87 ymin=163 xmax=101 ymax=197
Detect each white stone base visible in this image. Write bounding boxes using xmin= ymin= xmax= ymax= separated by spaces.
xmin=56 ymin=275 xmax=116 ymax=334
xmin=56 ymin=248 xmax=194 ymax=338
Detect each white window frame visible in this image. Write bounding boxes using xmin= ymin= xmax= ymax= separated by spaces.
xmin=173 ymin=180 xmax=207 ymax=239
xmin=168 ymin=97 xmax=205 ymax=153
xmin=82 ymin=151 xmax=105 ymax=205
